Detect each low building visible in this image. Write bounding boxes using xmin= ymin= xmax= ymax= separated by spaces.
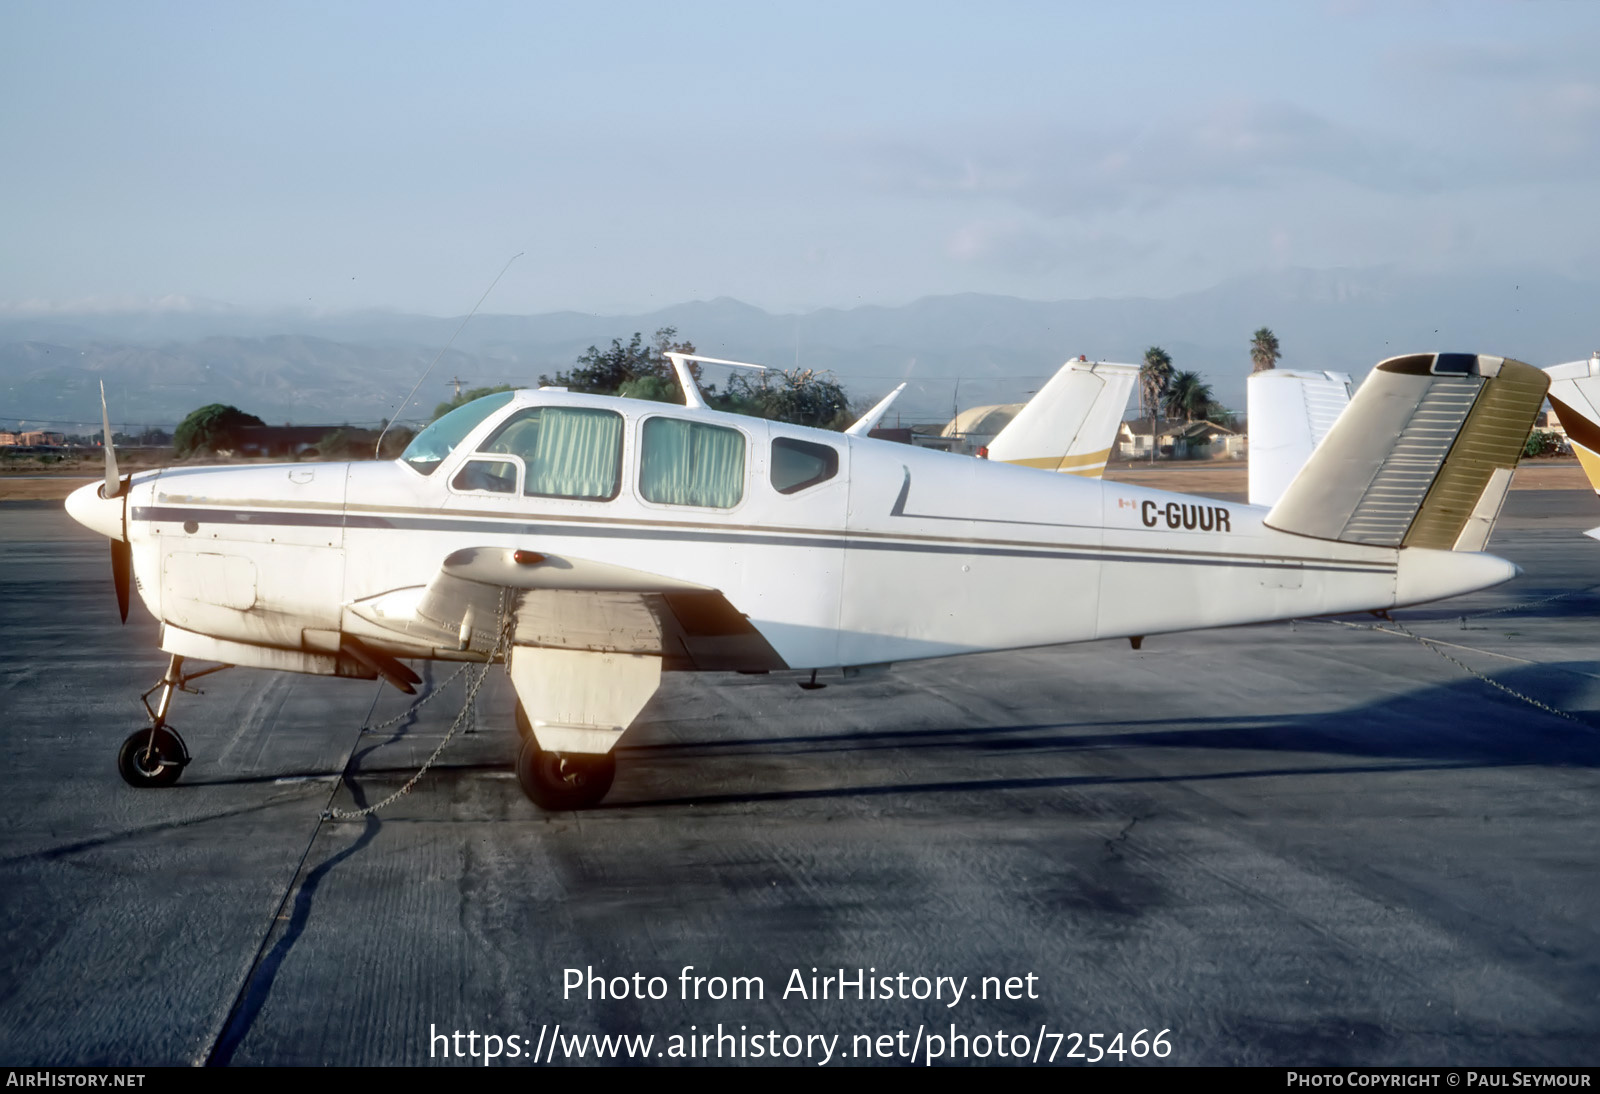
xmin=1537 ymin=407 xmax=1568 ymax=440
xmin=920 ymin=403 xmax=1024 ymax=456
xmin=232 ymin=425 xmax=381 ymax=458
xmin=1118 ymin=418 xmax=1242 ymax=461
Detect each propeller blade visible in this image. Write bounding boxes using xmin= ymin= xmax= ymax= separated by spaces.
xmin=99 ymin=380 xmax=121 ymax=498
xmin=111 ymin=538 xmax=131 ymax=624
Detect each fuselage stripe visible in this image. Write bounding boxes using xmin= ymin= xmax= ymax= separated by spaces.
xmin=132 ymin=505 xmax=1397 ymax=576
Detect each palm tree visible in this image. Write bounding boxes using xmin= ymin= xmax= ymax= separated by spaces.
xmin=1140 ymin=346 xmax=1174 ymax=418
xmin=1164 ymin=370 xmax=1215 ymax=422
xmin=1250 ymin=327 xmax=1280 ymax=372
xmin=1140 ymin=346 xmax=1173 ymax=462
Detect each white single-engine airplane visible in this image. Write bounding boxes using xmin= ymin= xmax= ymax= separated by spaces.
xmin=67 ymin=351 xmax=1545 ymax=810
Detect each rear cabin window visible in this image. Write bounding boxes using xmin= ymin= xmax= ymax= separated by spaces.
xmin=771 ymin=437 xmax=839 ymax=494
xmin=476 ymin=406 xmax=623 ymax=500
xmin=639 ymin=417 xmax=746 ymax=508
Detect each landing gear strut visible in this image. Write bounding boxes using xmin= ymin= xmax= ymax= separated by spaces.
xmin=515 ymin=734 xmax=616 ymax=811
xmin=116 ymin=654 xmax=227 ymax=788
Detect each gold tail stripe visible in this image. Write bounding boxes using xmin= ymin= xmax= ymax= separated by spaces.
xmin=1001 ymin=447 xmax=1111 ymax=472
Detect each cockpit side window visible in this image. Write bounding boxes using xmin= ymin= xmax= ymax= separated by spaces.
xmin=477 ymin=406 xmax=623 ymax=500
xmin=451 ymin=457 xmax=520 ymax=495
xmin=400 ymin=391 xmax=516 ymax=475
xmin=771 ymin=437 xmax=839 ymax=494
xmin=639 ymin=417 xmax=746 ymax=508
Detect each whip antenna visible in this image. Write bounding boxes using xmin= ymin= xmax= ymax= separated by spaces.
xmin=374 ymin=251 xmax=524 ymax=458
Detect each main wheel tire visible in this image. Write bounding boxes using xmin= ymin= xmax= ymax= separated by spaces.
xmin=515 ymin=735 xmax=615 ymax=810
xmin=117 ymin=727 xmax=186 ymax=788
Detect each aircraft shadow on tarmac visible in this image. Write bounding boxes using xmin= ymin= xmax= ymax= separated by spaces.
xmin=69 ymin=653 xmax=1600 ymax=811
xmin=1370 ymin=587 xmax=1600 ymax=623
xmin=609 ymin=660 xmax=1600 ymax=809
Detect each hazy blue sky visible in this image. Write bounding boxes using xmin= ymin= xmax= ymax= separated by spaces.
xmin=3 ymin=1 xmax=1596 ymax=316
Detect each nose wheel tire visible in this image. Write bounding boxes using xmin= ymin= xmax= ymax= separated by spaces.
xmin=516 ymin=735 xmax=615 ymax=810
xmin=117 ymin=727 xmax=188 ymax=788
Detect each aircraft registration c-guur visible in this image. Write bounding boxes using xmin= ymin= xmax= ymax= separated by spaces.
xmin=67 ymin=352 xmax=1546 ymax=810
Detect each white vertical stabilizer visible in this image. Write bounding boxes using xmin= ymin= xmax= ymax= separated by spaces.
xmin=1544 ymin=353 xmax=1600 ymax=493
xmin=985 ymin=358 xmax=1137 ymax=478
xmin=1247 ymin=369 xmax=1353 ymax=507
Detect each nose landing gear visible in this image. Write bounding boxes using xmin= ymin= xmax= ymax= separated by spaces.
xmin=116 ymin=654 xmax=229 ymax=788
xmin=117 ymin=726 xmax=188 ymax=787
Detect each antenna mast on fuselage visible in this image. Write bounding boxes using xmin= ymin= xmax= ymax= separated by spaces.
xmin=374 ymin=252 xmax=523 ymax=458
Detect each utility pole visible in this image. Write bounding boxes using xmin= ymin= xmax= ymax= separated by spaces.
xmin=446 ymin=377 xmax=470 ymax=399
xmin=951 ymin=378 xmax=961 ymax=453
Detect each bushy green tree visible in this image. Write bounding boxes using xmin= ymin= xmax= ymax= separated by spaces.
xmin=1524 ymin=430 xmax=1564 ymax=458
xmin=539 ymin=328 xmax=698 ymax=396
xmin=716 ymin=369 xmax=853 ymax=431
xmin=616 ymin=375 xmax=679 ymax=403
xmin=539 ymin=328 xmax=855 ymax=429
xmin=174 ymin=404 xmax=266 ymax=456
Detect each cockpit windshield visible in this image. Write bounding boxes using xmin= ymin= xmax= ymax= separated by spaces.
xmin=400 ymin=391 xmax=516 ymax=475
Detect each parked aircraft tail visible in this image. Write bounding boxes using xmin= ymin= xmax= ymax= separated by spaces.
xmin=984 ymin=358 xmax=1137 ymax=478
xmin=1544 ymin=354 xmax=1600 ymax=492
xmin=1246 ymin=369 xmax=1353 ymax=507
xmin=1265 ymin=353 xmax=1547 ymax=552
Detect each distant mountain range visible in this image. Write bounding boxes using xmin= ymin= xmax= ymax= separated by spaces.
xmin=3 ymin=266 xmax=1593 ymax=432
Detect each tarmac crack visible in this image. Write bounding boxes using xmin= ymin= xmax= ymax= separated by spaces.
xmin=198 ymin=702 xmax=380 ymax=1067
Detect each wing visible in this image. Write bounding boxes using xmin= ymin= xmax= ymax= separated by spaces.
xmin=344 ymin=546 xmax=786 ymax=672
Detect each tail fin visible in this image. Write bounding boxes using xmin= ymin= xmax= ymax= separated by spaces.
xmin=1544 ymin=354 xmax=1600 ymax=492
xmin=1265 ymin=353 xmax=1547 ymax=550
xmin=845 ymin=383 xmax=907 ymax=437
xmin=984 ymin=358 xmax=1137 ymax=477
xmin=1246 ymin=369 xmax=1352 ymax=507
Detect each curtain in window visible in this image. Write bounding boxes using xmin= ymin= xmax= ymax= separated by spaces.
xmin=641 ymin=417 xmax=745 ymax=508
xmin=524 ymin=408 xmax=622 ymax=498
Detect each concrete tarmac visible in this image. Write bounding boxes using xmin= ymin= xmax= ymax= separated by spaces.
xmin=3 ymin=494 xmax=1600 ymax=1067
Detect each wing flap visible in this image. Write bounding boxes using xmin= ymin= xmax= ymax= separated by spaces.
xmin=346 ymin=547 xmax=785 ymax=671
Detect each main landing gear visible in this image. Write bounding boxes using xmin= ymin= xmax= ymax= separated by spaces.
xmin=116 ymin=654 xmax=227 ymax=788
xmin=513 ymin=703 xmax=616 ymax=810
